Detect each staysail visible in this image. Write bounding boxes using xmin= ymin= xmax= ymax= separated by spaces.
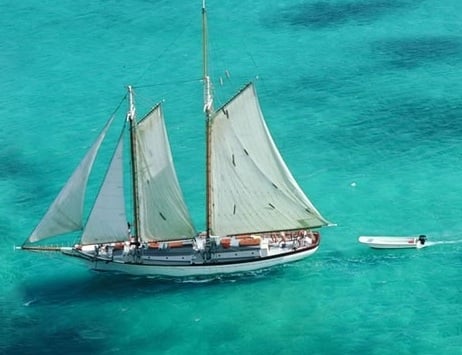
xmin=80 ymin=133 xmax=128 ymax=245
xmin=135 ymin=104 xmax=196 ymax=241
xmin=26 ymin=115 xmax=116 ymax=244
xmin=209 ymin=83 xmax=329 ymax=236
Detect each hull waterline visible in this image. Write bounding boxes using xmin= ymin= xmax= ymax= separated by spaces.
xmin=60 ymin=243 xmax=319 ymax=277
xmin=94 ymin=248 xmax=318 ymax=277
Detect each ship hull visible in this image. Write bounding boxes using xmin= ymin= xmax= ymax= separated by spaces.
xmin=60 ymin=234 xmax=320 ymax=277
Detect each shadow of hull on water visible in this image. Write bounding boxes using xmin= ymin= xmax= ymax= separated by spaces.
xmin=18 ymin=264 xmax=288 ymax=307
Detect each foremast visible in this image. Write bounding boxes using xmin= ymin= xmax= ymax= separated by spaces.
xmin=202 ymin=1 xmax=214 ymax=239
xmin=127 ymin=86 xmax=140 ymax=245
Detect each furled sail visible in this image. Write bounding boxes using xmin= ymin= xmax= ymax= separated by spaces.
xmin=135 ymin=104 xmax=196 ymax=241
xmin=81 ymin=133 xmax=128 ymax=245
xmin=26 ymin=115 xmax=116 ymax=244
xmin=209 ymin=83 xmax=329 ymax=236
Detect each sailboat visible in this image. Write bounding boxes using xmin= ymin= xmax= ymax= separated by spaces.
xmin=20 ymin=3 xmax=331 ymax=278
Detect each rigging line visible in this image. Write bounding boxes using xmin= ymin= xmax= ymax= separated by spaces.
xmin=244 ymin=45 xmax=260 ymax=74
xmin=133 ymin=78 xmax=202 ymax=89
xmin=134 ymin=16 xmax=196 ymax=85
xmin=110 ymin=93 xmax=128 ymax=117
xmin=132 ymin=79 xmax=201 ymax=114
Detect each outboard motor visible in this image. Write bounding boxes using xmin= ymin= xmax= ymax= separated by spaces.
xmin=418 ymin=235 xmax=427 ymax=245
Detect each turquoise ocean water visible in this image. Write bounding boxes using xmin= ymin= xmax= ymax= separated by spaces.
xmin=2 ymin=0 xmax=462 ymax=353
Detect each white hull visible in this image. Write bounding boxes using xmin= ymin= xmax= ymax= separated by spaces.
xmin=25 ymin=231 xmax=322 ymax=278
xmin=81 ymin=247 xmax=318 ymax=277
xmin=51 ymin=232 xmax=322 ymax=277
xmin=59 ymin=244 xmax=319 ymax=277
xmin=358 ymin=236 xmax=426 ymax=249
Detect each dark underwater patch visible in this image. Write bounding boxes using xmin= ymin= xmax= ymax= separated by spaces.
xmin=5 ymin=325 xmax=102 ymax=355
xmin=373 ymin=96 xmax=462 ymax=139
xmin=284 ymin=67 xmax=462 ymax=162
xmin=372 ymin=36 xmax=462 ymax=69
xmin=335 ymin=95 xmax=462 ymax=158
xmin=274 ymin=0 xmax=417 ymax=29
xmin=0 ymin=146 xmax=53 ymax=207
xmin=0 ymin=146 xmax=32 ymax=178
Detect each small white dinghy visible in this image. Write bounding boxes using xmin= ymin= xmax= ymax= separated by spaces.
xmin=358 ymin=235 xmax=427 ymax=249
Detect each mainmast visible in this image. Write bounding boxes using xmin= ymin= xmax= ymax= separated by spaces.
xmin=202 ymin=1 xmax=214 ymax=239
xmin=127 ymin=85 xmax=140 ymax=244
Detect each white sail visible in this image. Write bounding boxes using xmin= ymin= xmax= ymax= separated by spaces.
xmin=26 ymin=115 xmax=116 ymax=244
xmin=210 ymin=83 xmax=329 ymax=236
xmin=135 ymin=104 xmax=196 ymax=241
xmin=21 ymin=4 xmax=329 ymax=278
xmin=81 ymin=134 xmax=127 ymax=245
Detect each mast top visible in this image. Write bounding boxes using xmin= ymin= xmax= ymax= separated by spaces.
xmin=202 ymin=0 xmax=213 ymax=115
xmin=127 ymin=85 xmax=136 ymax=121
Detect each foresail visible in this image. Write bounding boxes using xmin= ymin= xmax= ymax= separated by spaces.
xmin=135 ymin=104 xmax=196 ymax=241
xmin=210 ymin=83 xmax=329 ymax=236
xmin=26 ymin=115 xmax=116 ymax=244
xmin=81 ymin=133 xmax=127 ymax=245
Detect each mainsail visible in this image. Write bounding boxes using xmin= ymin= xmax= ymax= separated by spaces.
xmin=26 ymin=115 xmax=116 ymax=244
xmin=209 ymin=83 xmax=329 ymax=236
xmin=135 ymin=104 xmax=196 ymax=241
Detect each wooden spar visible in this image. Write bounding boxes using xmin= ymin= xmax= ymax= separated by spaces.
xmin=202 ymin=1 xmax=213 ymax=239
xmin=19 ymin=245 xmax=64 ymax=252
xmin=127 ymin=86 xmax=140 ymax=244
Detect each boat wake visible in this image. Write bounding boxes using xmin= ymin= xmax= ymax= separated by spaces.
xmin=425 ymin=239 xmax=462 ymax=247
